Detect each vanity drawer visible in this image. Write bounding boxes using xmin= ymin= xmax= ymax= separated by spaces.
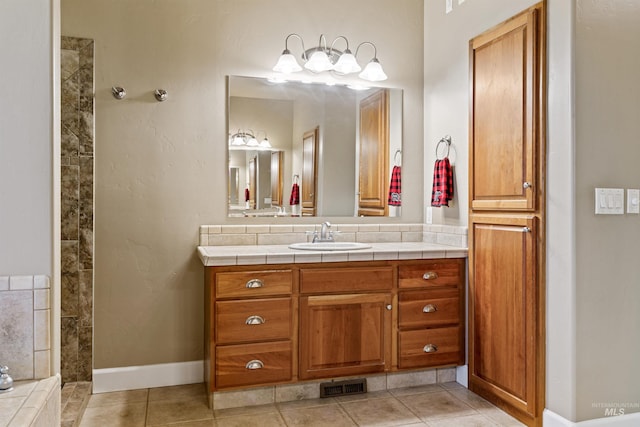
xmin=398 ymin=289 xmax=460 ymax=329
xmin=215 ymin=298 xmax=292 ymax=344
xmin=398 ymin=259 xmax=463 ymax=289
xmin=300 ymin=266 xmax=393 ymax=294
xmin=216 ymin=341 xmax=292 ymax=389
xmin=215 ymin=270 xmax=292 ymax=298
xmin=398 ymin=326 xmax=462 ymax=369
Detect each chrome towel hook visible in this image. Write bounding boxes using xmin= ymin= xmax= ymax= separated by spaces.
xmin=154 ymin=89 xmax=168 ymax=102
xmin=111 ymin=86 xmax=126 ymax=100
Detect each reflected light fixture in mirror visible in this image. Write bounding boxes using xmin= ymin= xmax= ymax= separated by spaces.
xmin=273 ymin=33 xmax=387 ymax=82
xmin=229 ymin=129 xmax=272 ymax=150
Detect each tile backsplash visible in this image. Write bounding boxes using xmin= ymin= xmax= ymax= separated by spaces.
xmin=0 ymin=275 xmax=51 ymax=380
xmin=199 ymin=223 xmax=467 ymax=248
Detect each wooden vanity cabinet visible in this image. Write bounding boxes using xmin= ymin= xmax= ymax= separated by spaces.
xmin=204 ymin=258 xmax=464 ymax=393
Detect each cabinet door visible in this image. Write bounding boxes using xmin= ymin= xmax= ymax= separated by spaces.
xmin=469 ymin=215 xmax=539 ymax=420
xmin=299 ymin=293 xmax=392 ymax=380
xmin=469 ymin=6 xmax=542 ymax=211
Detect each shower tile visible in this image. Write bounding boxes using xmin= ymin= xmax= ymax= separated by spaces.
xmin=34 ymin=275 xmax=50 ymax=290
xmin=34 ymin=309 xmax=51 ymax=351
xmin=61 ymin=73 xmax=79 ymax=134
xmin=78 ymin=270 xmax=93 ymax=328
xmin=0 ymin=290 xmax=34 ymax=379
xmin=34 ymin=350 xmax=51 ymax=379
xmin=79 ymin=112 xmax=94 ymax=155
xmin=61 ymin=241 xmax=79 ymax=275
xmin=78 ymin=326 xmax=93 ymax=381
xmin=61 ymin=126 xmax=79 ymax=159
xmin=61 ymin=272 xmax=79 ymax=317
xmin=60 ymin=49 xmax=79 ymax=81
xmin=61 ymin=317 xmax=79 ymax=383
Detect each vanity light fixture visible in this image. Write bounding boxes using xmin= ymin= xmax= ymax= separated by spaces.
xmin=228 ymin=130 xmax=272 ymax=150
xmin=273 ymin=33 xmax=387 ymax=82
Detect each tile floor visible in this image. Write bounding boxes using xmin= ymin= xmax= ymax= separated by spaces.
xmin=78 ymin=381 xmax=525 ymax=427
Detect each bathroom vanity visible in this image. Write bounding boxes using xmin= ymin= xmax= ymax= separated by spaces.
xmin=199 ymin=242 xmax=466 ymax=399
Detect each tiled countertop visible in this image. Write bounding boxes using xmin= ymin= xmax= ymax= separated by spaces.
xmin=197 ymin=242 xmax=467 ymax=266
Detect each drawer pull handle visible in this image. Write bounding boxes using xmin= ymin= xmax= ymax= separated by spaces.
xmin=423 ymin=344 xmax=438 ymax=353
xmin=245 ymin=279 xmax=264 ymax=288
xmin=245 ymin=315 xmax=265 ymax=325
xmin=422 ymin=304 xmax=437 ymax=313
xmin=422 ymin=271 xmax=439 ymax=280
xmin=386 ymin=304 xmax=392 ymax=311
xmin=245 ymin=360 xmax=264 ymax=370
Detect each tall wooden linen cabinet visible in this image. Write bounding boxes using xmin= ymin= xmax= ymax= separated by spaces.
xmin=468 ymin=3 xmax=546 ymax=427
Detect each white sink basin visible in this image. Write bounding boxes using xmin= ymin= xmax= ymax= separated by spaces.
xmin=288 ymin=242 xmax=372 ymax=251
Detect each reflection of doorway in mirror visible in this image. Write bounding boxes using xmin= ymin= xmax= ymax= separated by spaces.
xmin=228 ymin=167 xmax=240 ymax=204
xmin=270 ymin=151 xmax=284 ymax=206
xmin=248 ymin=157 xmax=257 ymax=209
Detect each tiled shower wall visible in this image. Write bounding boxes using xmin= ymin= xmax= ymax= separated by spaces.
xmin=0 ymin=275 xmax=51 ymax=380
xmin=61 ymin=36 xmax=94 ymax=383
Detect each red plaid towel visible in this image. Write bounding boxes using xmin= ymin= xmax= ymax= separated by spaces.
xmin=289 ymin=183 xmax=300 ymax=205
xmin=431 ymin=158 xmax=453 ymax=207
xmin=388 ymin=166 xmax=402 ymax=206
xmin=244 ymin=187 xmax=250 ymax=202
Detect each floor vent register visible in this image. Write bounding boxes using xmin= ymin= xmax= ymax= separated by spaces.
xmin=319 ymin=378 xmax=367 ymax=398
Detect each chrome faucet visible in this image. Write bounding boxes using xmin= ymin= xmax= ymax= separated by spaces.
xmin=312 ymin=222 xmax=335 ymax=243
xmin=0 ymin=366 xmax=13 ymax=393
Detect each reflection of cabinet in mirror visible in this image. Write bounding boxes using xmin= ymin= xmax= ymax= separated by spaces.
xmin=301 ymin=127 xmax=318 ymax=216
xmin=270 ymin=151 xmax=284 ymax=207
xmin=358 ymin=89 xmax=389 ymax=217
xmin=248 ymin=157 xmax=257 ymax=209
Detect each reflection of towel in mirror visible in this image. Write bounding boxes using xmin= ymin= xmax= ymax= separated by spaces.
xmin=244 ymin=187 xmax=250 ymax=202
xmin=388 ymin=166 xmax=402 ymax=206
xmin=289 ymin=183 xmax=300 ymax=205
xmin=431 ymin=158 xmax=453 ymax=207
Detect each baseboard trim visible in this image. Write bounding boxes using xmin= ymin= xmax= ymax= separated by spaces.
xmin=543 ymin=409 xmax=640 ymax=427
xmin=93 ymin=360 xmax=204 ymax=394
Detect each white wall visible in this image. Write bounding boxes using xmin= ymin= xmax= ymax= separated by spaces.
xmin=0 ymin=0 xmax=60 ymax=376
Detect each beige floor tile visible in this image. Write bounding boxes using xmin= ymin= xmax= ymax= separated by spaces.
xmin=214 ymin=403 xmax=278 ymax=418
xmin=214 ymin=412 xmax=286 ymax=427
xmin=146 ymin=397 xmax=213 ymax=426
xmin=439 ymin=382 xmax=464 ymax=390
xmin=334 ymin=390 xmax=393 ymax=403
xmin=388 ymin=383 xmax=444 ymax=397
xmin=149 ymin=420 xmax=217 ymax=427
xmin=399 ymin=391 xmax=477 ymax=421
xmin=148 ymin=383 xmax=207 ymax=402
xmin=447 ymin=388 xmax=495 ymax=410
xmin=340 ymin=396 xmax=422 ymax=426
xmin=87 ymin=389 xmax=149 ymax=407
xmin=276 ymin=397 xmax=337 ymax=410
xmin=477 ymin=407 xmax=526 ymax=426
xmin=78 ymin=402 xmax=146 ymax=427
xmin=280 ymin=403 xmax=357 ymax=427
xmin=425 ymin=413 xmax=498 ymax=426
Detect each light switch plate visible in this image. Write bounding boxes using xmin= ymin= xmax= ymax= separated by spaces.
xmin=627 ymin=189 xmax=640 ymax=213
xmin=595 ymin=188 xmax=624 ymax=215
xmin=446 ymin=0 xmax=453 ymax=13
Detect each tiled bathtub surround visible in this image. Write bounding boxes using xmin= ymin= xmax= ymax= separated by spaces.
xmin=199 ymin=223 xmax=467 ymax=248
xmin=61 ymin=36 xmax=95 ymax=383
xmin=0 ymin=376 xmax=61 ymax=427
xmin=0 ymin=275 xmax=51 ymax=380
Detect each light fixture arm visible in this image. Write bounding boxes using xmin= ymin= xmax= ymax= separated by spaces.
xmin=355 ymin=41 xmax=378 ymax=60
xmin=330 ymin=35 xmax=351 ymax=54
xmin=283 ymin=33 xmax=307 ymax=60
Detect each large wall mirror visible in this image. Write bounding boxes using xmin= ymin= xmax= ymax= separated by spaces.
xmin=228 ymin=76 xmax=403 ymax=218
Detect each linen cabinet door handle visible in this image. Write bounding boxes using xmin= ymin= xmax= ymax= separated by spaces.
xmin=245 ymin=315 xmax=265 ymax=325
xmin=245 ymin=360 xmax=264 ymax=370
xmin=423 ymin=344 xmax=438 ymax=353
xmin=422 ymin=272 xmax=439 ymax=280
xmin=422 ymin=304 xmax=437 ymax=313
xmin=523 ymin=182 xmax=532 ymax=189
xmin=245 ymin=279 xmax=264 ymax=288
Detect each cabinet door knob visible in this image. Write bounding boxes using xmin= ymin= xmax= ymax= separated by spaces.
xmin=422 ymin=271 xmax=439 ymax=280
xmin=245 ymin=315 xmax=265 ymax=325
xmin=523 ymin=182 xmax=532 ymax=189
xmin=522 ymin=227 xmax=531 ymax=233
xmin=423 ymin=344 xmax=438 ymax=353
xmin=245 ymin=279 xmax=264 ymax=288
xmin=386 ymin=304 xmax=392 ymax=311
xmin=245 ymin=360 xmax=264 ymax=370
xmin=422 ymin=304 xmax=437 ymax=313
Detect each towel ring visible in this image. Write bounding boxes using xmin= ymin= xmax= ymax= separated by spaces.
xmin=293 ymin=174 xmax=299 ymax=184
xmin=435 ymin=135 xmax=452 ymax=159
xmin=394 ymin=150 xmax=402 ymax=166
